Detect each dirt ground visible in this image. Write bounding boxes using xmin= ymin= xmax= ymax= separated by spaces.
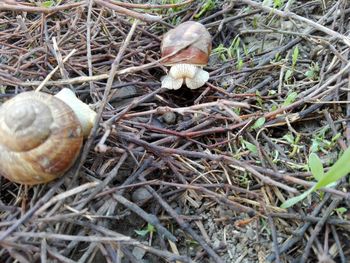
xmin=1 ymin=1 xmax=350 ymax=262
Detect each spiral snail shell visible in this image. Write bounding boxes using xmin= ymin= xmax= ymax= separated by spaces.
xmin=0 ymin=89 xmax=96 ymax=185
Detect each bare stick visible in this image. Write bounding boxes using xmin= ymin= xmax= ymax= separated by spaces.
xmin=72 ymin=19 xmax=139 ymax=185
xmin=106 ymin=0 xmax=195 ymax=9
xmin=0 ymin=1 xmax=84 ymax=13
xmin=86 ymin=0 xmax=96 ymax=98
xmin=95 ymin=0 xmax=161 ymax=23
xmin=35 ymin=49 xmax=76 ymax=92
xmin=124 ymin=100 xmax=250 ymax=118
xmin=0 ymin=178 xmax=65 ymax=241
xmin=239 ymin=0 xmax=350 ymax=46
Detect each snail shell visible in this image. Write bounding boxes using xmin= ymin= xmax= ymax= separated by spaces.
xmin=0 ymin=91 xmax=83 ymax=185
xmin=161 ymin=21 xmax=212 ymax=66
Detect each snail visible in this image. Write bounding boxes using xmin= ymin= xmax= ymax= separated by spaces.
xmin=0 ymin=88 xmax=96 ymax=185
xmin=160 ymin=21 xmax=212 ymax=90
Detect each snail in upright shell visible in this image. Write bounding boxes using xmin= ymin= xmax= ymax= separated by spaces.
xmin=0 ymin=88 xmax=96 ymax=185
xmin=160 ymin=21 xmax=212 ymax=90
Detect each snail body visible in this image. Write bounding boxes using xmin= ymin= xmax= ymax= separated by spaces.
xmin=160 ymin=21 xmax=212 ymax=90
xmin=0 ymin=89 xmax=96 ymax=185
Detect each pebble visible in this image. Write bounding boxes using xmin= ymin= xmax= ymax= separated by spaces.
xmin=162 ymin=111 xmax=176 ymax=124
xmin=131 ymin=187 xmax=153 ymax=203
xmin=132 ymin=247 xmax=146 ymax=260
xmin=246 ymin=227 xmax=255 ymax=240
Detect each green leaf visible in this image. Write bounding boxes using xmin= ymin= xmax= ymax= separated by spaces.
xmin=281 ymin=146 xmax=350 ymax=208
xmin=283 ymin=91 xmax=298 ymax=106
xmin=335 ymin=207 xmax=347 ymax=214
xmin=281 ymin=186 xmax=315 ymax=209
xmin=311 ymin=140 xmax=320 ymax=152
xmin=41 ymin=0 xmax=55 ymax=8
xmin=252 ymin=16 xmax=258 ymax=29
xmin=292 ymin=46 xmax=299 ymax=68
xmin=233 ymin=37 xmax=240 ymax=50
xmin=274 ymin=52 xmax=281 ymax=62
xmin=305 ymin=69 xmax=315 ymax=79
xmin=308 ymin=153 xmax=324 ymax=181
xmin=237 ymin=58 xmax=243 ymax=70
xmin=243 ymin=43 xmax=249 ymax=56
xmin=251 ymin=117 xmax=266 ymax=130
xmin=331 ymin=133 xmax=341 ymax=142
xmin=273 ymin=0 xmax=284 ymax=8
xmin=147 ymin=223 xmax=155 ymax=233
xmin=283 ymin=133 xmax=294 ymax=144
xmin=305 ymin=62 xmax=320 ymax=80
xmin=194 ymin=0 xmax=215 ymax=18
xmin=284 ymin=69 xmax=293 ymax=82
xmin=212 ymin=44 xmax=228 ymax=62
xmin=134 ymin=229 xmax=149 ymax=237
xmin=314 ymin=147 xmax=350 ymax=190
xmin=243 ymin=140 xmax=258 ymax=154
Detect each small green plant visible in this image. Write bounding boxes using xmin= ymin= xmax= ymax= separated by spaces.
xmin=39 ymin=0 xmax=61 ymax=7
xmin=185 ymin=238 xmax=199 ymax=246
xmin=283 ymin=91 xmax=298 ymax=107
xmin=251 ymin=117 xmax=266 ymax=130
xmin=238 ymin=172 xmax=251 ymax=187
xmin=291 ymin=46 xmax=299 ymax=68
xmin=212 ymin=36 xmax=247 ymax=69
xmin=230 ymin=37 xmax=245 ymax=70
xmin=159 ymin=0 xmax=188 ymax=15
xmin=263 ymin=0 xmax=284 ymax=8
xmin=255 ymin=90 xmax=264 ymax=108
xmin=284 ymin=69 xmax=293 ymax=83
xmin=334 ymin=207 xmax=347 ymax=215
xmin=284 ymin=46 xmax=299 ymax=83
xmin=252 ymin=16 xmax=259 ymax=29
xmin=281 ymin=147 xmax=350 ymax=208
xmin=273 ymin=0 xmax=284 ymax=8
xmin=310 ymin=126 xmax=339 ymax=154
xmin=282 ymin=133 xmax=301 ymax=157
xmin=135 ymin=223 xmax=155 ymax=245
xmin=305 ymin=62 xmax=320 ymax=80
xmin=240 ymin=138 xmax=258 ymax=155
xmin=194 ymin=0 xmax=215 ymax=19
xmin=212 ymin=44 xmax=228 ymax=61
xmin=41 ymin=1 xmax=54 ymax=7
xmin=272 ymin=52 xmax=282 ymax=63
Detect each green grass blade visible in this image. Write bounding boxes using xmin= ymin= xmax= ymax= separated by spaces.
xmin=281 ymin=186 xmax=315 ymax=209
xmin=308 ymin=153 xmax=324 ymax=181
xmin=314 ymin=147 xmax=350 ymax=190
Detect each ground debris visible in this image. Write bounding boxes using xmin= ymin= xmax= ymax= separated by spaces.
xmin=1 ymin=1 xmax=350 ymax=262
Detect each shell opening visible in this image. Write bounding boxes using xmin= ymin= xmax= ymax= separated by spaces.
xmin=54 ymin=88 xmax=96 ymax=138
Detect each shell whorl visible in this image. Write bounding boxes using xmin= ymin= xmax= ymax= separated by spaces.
xmin=161 ymin=21 xmax=212 ymax=66
xmin=0 ymin=93 xmax=53 ymax=152
xmin=0 ymin=91 xmax=83 ymax=185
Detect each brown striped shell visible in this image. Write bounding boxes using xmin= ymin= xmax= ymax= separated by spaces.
xmin=161 ymin=21 xmax=212 ymax=66
xmin=0 ymin=91 xmax=83 ymax=185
